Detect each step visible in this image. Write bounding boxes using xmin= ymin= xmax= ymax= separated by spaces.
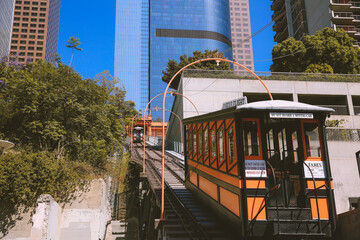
xmin=267 ymin=207 xmax=312 ymax=220
xmin=272 ymin=219 xmax=322 ymax=235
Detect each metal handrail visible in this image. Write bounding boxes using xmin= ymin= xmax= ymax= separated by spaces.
xmin=247 ymin=160 xmax=280 ymax=235
xmin=303 ymin=162 xmax=323 ymax=234
xmin=247 ymin=183 xmax=281 ymax=235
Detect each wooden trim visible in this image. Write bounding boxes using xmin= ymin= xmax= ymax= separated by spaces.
xmin=199 ymin=175 xmax=218 ymax=201
xmin=310 ymin=198 xmax=329 ymax=220
xmin=220 ymin=187 xmax=240 ymax=216
xmin=188 ymin=159 xmax=242 ymax=188
xmin=246 ymin=180 xmax=266 ymax=189
xmin=247 ymin=197 xmax=266 ymax=220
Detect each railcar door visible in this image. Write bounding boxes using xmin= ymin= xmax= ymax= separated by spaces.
xmin=265 ymin=118 xmax=305 ymax=208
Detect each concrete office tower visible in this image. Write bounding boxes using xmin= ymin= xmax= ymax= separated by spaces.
xmin=272 ymin=0 xmax=360 ymax=46
xmin=0 ymin=0 xmax=16 ymax=58
xmin=115 ymin=0 xmax=233 ymax=119
xmin=229 ymin=0 xmax=254 ymax=71
xmin=5 ymin=0 xmax=61 ymax=63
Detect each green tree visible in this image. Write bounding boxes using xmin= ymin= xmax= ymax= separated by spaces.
xmin=162 ymin=50 xmax=232 ymax=90
xmin=304 ymin=63 xmax=334 ymax=73
xmin=66 ymin=36 xmax=82 ymax=66
xmin=0 ymin=58 xmax=137 ymax=235
xmin=270 ymin=27 xmax=360 ymax=74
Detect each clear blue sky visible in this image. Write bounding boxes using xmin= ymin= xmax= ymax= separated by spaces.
xmin=57 ymin=0 xmax=275 ymax=79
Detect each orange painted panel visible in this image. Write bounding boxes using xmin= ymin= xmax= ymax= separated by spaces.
xmin=188 ymin=159 xmax=241 ymax=188
xmin=311 ymin=198 xmax=329 ymax=220
xmin=189 ymin=170 xmax=198 ymax=186
xmin=220 ymin=187 xmax=240 ymax=216
xmin=307 ymin=180 xmax=330 ymax=189
xmin=247 ymin=197 xmax=266 ymax=220
xmin=199 ymin=175 xmax=218 ymax=201
xmin=246 ymin=180 xmax=266 ymax=189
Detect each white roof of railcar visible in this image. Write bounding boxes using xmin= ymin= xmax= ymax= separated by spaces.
xmin=236 ymin=100 xmax=334 ymax=113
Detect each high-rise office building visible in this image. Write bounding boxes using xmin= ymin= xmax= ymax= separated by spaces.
xmin=272 ymin=0 xmax=360 ymax=46
xmin=1 ymin=0 xmax=61 ymax=63
xmin=0 ymin=0 xmax=15 ymax=58
xmin=229 ymin=0 xmax=254 ymax=71
xmin=115 ymin=0 xmax=233 ymax=120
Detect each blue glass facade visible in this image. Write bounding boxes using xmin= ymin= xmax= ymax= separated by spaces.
xmin=115 ymin=0 xmax=149 ymax=111
xmin=115 ymin=0 xmax=232 ymax=120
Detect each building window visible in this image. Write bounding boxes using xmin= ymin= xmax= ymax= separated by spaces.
xmin=21 ymin=29 xmax=28 ymax=33
xmin=30 ymin=24 xmax=36 ymax=27
xmin=32 ymin=13 xmax=38 ymax=16
xmin=30 ymin=29 xmax=36 ymax=33
xmin=39 ymin=19 xmax=45 ymax=22
xmin=39 ymin=24 xmax=45 ymax=28
xmin=31 ymin=18 xmax=37 ymax=22
xmin=12 ymin=34 xmax=19 ymax=38
xmin=14 ymin=23 xmax=20 ymax=27
xmin=37 ymin=41 xmax=43 ymax=45
xmin=20 ymin=40 xmax=26 ymax=44
xmin=13 ymin=29 xmax=19 ymax=32
xmin=22 ymin=18 xmax=29 ymax=21
xmin=29 ymin=35 xmax=36 ymax=39
xmin=21 ymin=35 xmax=27 ymax=39
xmin=11 ymin=40 xmax=18 ymax=44
xmin=29 ymin=41 xmax=35 ymax=45
xmin=18 ymin=58 xmax=25 ymax=62
xmin=38 ymin=30 xmax=44 ymax=33
xmin=15 ymin=12 xmax=21 ymax=15
xmin=32 ymin=7 xmax=38 ymax=11
xmin=11 ymin=46 xmax=18 ymax=50
xmin=40 ymin=8 xmax=46 ymax=11
xmin=40 ymin=13 xmax=46 ymax=17
xmin=24 ymin=7 xmax=30 ymax=10
xmin=16 ymin=0 xmax=22 ymax=4
xmin=28 ymin=46 xmax=34 ymax=50
xmin=23 ymin=12 xmax=29 ymax=16
xmin=22 ymin=23 xmax=28 ymax=27
xmin=24 ymin=1 xmax=30 ymax=4
xmin=38 ymin=35 xmax=44 ymax=39
xmin=14 ymin=17 xmax=20 ymax=21
xmin=36 ymin=47 xmax=43 ymax=51
xmin=40 ymin=2 xmax=47 ymax=6
xmin=19 ymin=46 xmax=26 ymax=50
xmin=32 ymin=1 xmax=38 ymax=5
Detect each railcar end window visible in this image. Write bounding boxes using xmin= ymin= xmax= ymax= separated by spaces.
xmin=228 ymin=128 xmax=235 ymax=163
xmin=211 ymin=129 xmax=216 ymax=158
xmin=219 ymin=129 xmax=224 ymax=161
xmin=304 ymin=122 xmax=321 ymax=158
xmin=243 ymin=120 xmax=260 ymax=156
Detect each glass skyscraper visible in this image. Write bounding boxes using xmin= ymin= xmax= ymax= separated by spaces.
xmin=115 ymin=0 xmax=232 ymax=120
xmin=0 ymin=0 xmax=15 ymax=58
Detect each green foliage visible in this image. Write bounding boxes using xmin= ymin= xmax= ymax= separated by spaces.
xmin=162 ymin=50 xmax=232 ymax=89
xmin=0 ymin=59 xmax=137 ymax=235
xmin=0 ymin=61 xmax=136 ymax=170
xmin=325 ymin=119 xmax=346 ymax=127
xmin=0 ymin=151 xmax=91 ymax=236
xmin=271 ymin=27 xmax=360 ymax=74
xmin=304 ymin=63 xmax=334 ymax=73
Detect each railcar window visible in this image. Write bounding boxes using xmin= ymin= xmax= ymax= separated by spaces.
xmin=219 ymin=129 xmax=224 ymax=161
xmin=194 ymin=132 xmax=197 ymax=154
xmin=266 ymin=129 xmax=275 ymax=158
xmin=292 ymin=132 xmax=299 ymax=163
xmin=278 ymin=128 xmax=288 ymax=160
xmin=243 ymin=120 xmax=260 ymax=156
xmin=204 ymin=129 xmax=208 ymax=155
xmin=199 ymin=129 xmax=202 ymax=155
xmin=188 ymin=129 xmax=192 ymax=154
xmin=228 ymin=128 xmax=235 ymax=163
xmin=211 ymin=129 xmax=216 ymax=158
xmin=304 ymin=122 xmax=321 ymax=158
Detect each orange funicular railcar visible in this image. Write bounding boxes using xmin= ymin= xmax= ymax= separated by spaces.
xmin=183 ymin=100 xmax=336 ymax=239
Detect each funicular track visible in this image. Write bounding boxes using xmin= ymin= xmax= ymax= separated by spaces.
xmin=131 ymin=143 xmax=237 ymax=240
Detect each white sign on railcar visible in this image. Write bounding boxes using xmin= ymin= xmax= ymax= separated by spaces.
xmin=304 ymin=161 xmax=326 ymax=178
xmin=270 ymin=112 xmax=313 ymax=119
xmin=245 ymin=160 xmax=267 ymax=178
xmin=222 ymin=97 xmax=247 ymax=110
